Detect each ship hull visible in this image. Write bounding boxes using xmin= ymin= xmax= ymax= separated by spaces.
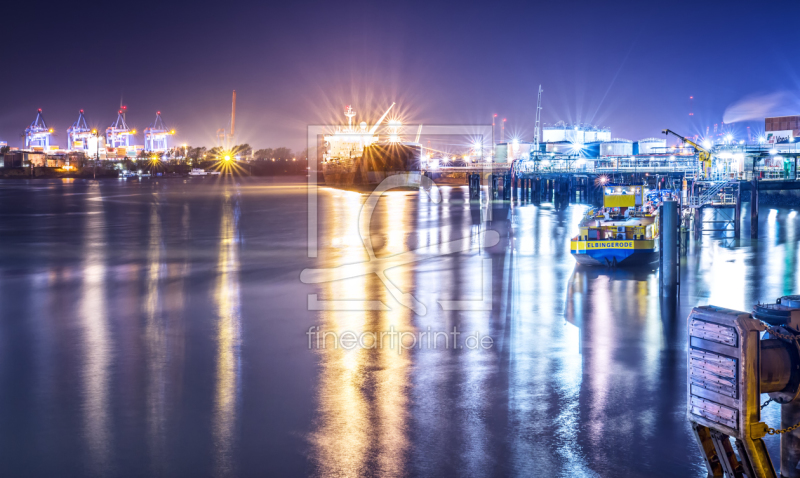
xmin=321 ymin=142 xmax=421 ymax=190
xmin=322 ymin=170 xmax=422 ymax=189
xmin=570 ymin=239 xmax=658 ymax=267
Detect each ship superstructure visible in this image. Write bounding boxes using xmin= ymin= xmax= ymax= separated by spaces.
xmin=321 ymin=103 xmax=421 ymax=188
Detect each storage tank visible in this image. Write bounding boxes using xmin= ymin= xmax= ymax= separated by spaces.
xmin=636 ymin=137 xmax=667 ymax=155
xmin=494 ymin=143 xmax=508 ymax=163
xmin=600 ymin=139 xmax=633 ymax=156
xmin=543 ymin=123 xmax=612 ymax=143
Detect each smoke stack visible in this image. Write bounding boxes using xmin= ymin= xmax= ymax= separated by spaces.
xmin=230 ymin=90 xmax=236 ymax=141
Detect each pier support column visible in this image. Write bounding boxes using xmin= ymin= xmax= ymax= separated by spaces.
xmin=661 ymin=201 xmax=678 ymax=294
xmin=751 ymin=176 xmax=759 ymax=239
xmin=693 ymin=207 xmax=701 ymax=241
xmin=734 ymin=182 xmax=742 ymax=239
xmin=782 ymin=400 xmax=800 ymax=478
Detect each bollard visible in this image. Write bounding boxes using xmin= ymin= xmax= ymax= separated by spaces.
xmin=661 ymin=200 xmax=678 ymax=292
xmin=782 ymin=400 xmax=800 ymax=477
xmin=751 ymin=176 xmax=759 ymax=239
xmin=680 ymin=226 xmax=688 ymax=255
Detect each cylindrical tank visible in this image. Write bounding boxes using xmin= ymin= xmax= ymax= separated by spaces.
xmin=637 ymin=138 xmax=667 ymax=155
xmin=600 ymin=139 xmax=633 ymax=156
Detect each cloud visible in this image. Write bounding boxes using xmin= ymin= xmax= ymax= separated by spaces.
xmin=723 ymin=91 xmax=800 ymax=123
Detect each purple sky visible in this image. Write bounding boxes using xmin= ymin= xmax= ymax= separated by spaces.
xmin=1 ymin=0 xmax=798 ymax=152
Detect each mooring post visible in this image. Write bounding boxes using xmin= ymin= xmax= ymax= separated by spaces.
xmin=751 ymin=175 xmax=758 ymax=239
xmin=734 ymin=181 xmax=741 ymax=239
xmin=693 ymin=207 xmax=701 ymax=241
xmin=661 ymin=200 xmax=678 ymax=293
xmin=782 ymin=400 xmax=800 ymax=478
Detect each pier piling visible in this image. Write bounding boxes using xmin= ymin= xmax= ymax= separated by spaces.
xmin=751 ymin=176 xmax=758 ymax=239
xmin=661 ymin=200 xmax=679 ymax=293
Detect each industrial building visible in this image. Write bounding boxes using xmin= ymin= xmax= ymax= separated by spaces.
xmin=545 ymin=141 xmax=600 ymax=158
xmin=600 ymin=139 xmax=633 ymax=157
xmin=542 ymin=122 xmax=611 ymax=143
xmin=765 ymin=115 xmax=799 ymax=144
xmin=494 ymin=140 xmax=534 ymax=162
xmin=636 ymin=137 xmax=667 ymax=154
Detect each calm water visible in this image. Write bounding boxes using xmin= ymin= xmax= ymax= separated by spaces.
xmin=0 ymin=177 xmax=796 ymax=477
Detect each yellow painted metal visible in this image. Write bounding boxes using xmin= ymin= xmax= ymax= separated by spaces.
xmin=604 ymin=194 xmax=637 ymax=208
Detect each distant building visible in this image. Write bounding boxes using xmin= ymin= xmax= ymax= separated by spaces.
xmin=545 ymin=141 xmax=600 ymax=158
xmin=600 ymin=139 xmax=633 ymax=157
xmin=494 ymin=141 xmax=534 ymax=162
xmin=542 ymin=122 xmax=611 ymax=143
xmin=635 ymin=138 xmax=667 ymax=155
xmin=765 ymin=116 xmax=799 ymax=143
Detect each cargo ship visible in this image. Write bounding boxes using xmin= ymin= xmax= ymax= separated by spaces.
xmin=570 ymin=184 xmax=660 ymax=267
xmin=320 ymin=104 xmax=422 ymax=189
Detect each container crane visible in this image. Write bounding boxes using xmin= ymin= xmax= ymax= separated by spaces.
xmin=144 ymin=111 xmax=174 ymax=152
xmin=106 ymin=109 xmax=136 ymax=157
xmin=662 ymin=128 xmax=712 ymax=178
xmin=25 ymin=109 xmax=53 ymax=150
xmin=67 ymin=110 xmax=92 ymax=152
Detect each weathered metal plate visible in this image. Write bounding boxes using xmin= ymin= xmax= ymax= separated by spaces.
xmin=690 ymin=396 xmax=738 ymax=430
xmin=690 ymin=319 xmax=738 ymax=347
xmin=689 ymin=349 xmax=738 ymax=399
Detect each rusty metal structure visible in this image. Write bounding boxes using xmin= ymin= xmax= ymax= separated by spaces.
xmin=688 ymin=298 xmax=800 ymax=477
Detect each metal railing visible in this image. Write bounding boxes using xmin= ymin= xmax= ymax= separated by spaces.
xmin=688 ymin=180 xmax=737 ymax=207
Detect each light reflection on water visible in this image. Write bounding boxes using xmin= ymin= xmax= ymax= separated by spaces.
xmin=80 ymin=182 xmax=112 ymax=476
xmin=4 ymin=178 xmax=800 ymax=477
xmin=213 ymin=190 xmax=243 ymax=477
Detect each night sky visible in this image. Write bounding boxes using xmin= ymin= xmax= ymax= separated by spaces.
xmin=1 ymin=0 xmax=799 ymax=151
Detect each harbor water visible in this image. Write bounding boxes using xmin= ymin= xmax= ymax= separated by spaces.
xmin=0 ymin=176 xmax=794 ymax=477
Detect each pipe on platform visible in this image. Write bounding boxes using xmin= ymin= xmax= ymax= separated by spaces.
xmin=661 ymin=200 xmax=678 ymax=292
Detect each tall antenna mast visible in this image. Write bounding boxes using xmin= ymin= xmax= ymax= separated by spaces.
xmin=344 ymin=105 xmax=355 ymax=131
xmin=533 ymin=85 xmax=543 ymax=156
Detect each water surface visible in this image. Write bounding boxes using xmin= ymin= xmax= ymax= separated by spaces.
xmin=0 ymin=177 xmax=794 ymax=477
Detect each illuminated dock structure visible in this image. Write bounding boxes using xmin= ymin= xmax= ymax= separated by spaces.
xmin=144 ymin=111 xmax=174 ymax=152
xmin=67 ymin=110 xmax=94 ymax=153
xmin=106 ymin=109 xmax=135 ymax=150
xmin=24 ymin=109 xmax=53 ymax=151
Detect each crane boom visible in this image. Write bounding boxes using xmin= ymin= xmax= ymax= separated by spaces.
xmin=662 ymin=128 xmax=712 ymax=178
xmin=368 ymin=102 xmax=396 ymax=135
xmin=662 ymin=129 xmax=708 ymax=155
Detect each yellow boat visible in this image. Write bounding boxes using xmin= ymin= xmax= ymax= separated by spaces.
xmin=570 ymin=185 xmax=660 ymax=267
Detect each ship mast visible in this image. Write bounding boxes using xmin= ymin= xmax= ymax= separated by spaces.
xmin=533 ymin=85 xmax=543 ymax=157
xmin=344 ymin=105 xmax=355 ymax=131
